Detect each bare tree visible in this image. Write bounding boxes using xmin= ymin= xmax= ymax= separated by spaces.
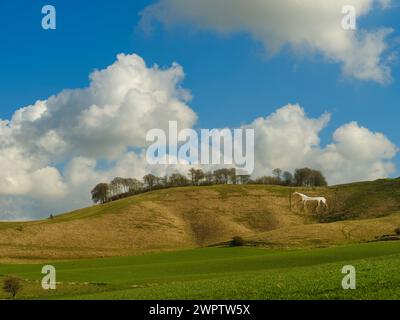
xmin=272 ymin=168 xmax=283 ymax=180
xmin=3 ymin=277 xmax=22 ymax=299
xmin=238 ymin=174 xmax=250 ymax=184
xmin=228 ymin=168 xmax=237 ymax=184
xmin=126 ymin=178 xmax=143 ymax=193
xmin=282 ymin=171 xmax=293 ymax=185
xmin=214 ymin=168 xmax=231 ymax=184
xmin=188 ymin=168 xmax=196 ymax=185
xmin=204 ymin=171 xmax=214 ymax=184
xmin=194 ymin=169 xmax=205 ymax=185
xmin=169 ymin=173 xmax=189 ymax=186
xmin=110 ymin=177 xmax=128 ymax=196
xmin=143 ymin=174 xmax=158 ymax=189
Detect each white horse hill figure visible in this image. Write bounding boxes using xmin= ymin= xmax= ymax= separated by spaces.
xmin=294 ymin=192 xmax=328 ymax=210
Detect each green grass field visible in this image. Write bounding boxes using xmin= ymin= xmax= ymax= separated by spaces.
xmin=1 ymin=241 xmax=400 ymax=300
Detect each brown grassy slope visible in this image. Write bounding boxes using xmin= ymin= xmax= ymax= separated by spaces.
xmin=249 ymin=213 xmax=400 ymax=248
xmin=0 ymin=185 xmax=300 ymax=260
xmin=0 ymin=180 xmax=399 ymax=261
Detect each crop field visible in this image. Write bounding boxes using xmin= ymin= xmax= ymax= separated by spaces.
xmin=1 ymin=241 xmax=400 ymax=300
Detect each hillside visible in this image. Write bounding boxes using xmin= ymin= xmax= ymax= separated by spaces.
xmin=0 ymin=179 xmax=400 ymax=261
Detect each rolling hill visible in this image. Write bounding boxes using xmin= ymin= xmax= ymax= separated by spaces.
xmin=1 ymin=179 xmax=400 ymax=261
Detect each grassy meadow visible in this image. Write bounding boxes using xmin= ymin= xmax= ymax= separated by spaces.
xmin=1 ymin=241 xmax=400 ymax=300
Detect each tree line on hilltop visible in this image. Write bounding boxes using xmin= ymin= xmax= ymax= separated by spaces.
xmin=91 ymin=167 xmax=327 ymax=204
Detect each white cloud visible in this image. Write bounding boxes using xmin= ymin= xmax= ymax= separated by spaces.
xmin=244 ymin=104 xmax=331 ymax=172
xmin=0 ymin=53 xmax=197 ymax=220
xmin=313 ymin=121 xmax=397 ymax=183
xmin=140 ymin=0 xmax=394 ymax=83
xmin=0 ymin=54 xmax=397 ymax=220
xmin=244 ymin=104 xmax=397 ymax=185
xmin=30 ymin=167 xmax=68 ymax=198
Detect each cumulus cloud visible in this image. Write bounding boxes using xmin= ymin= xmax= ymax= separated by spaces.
xmin=245 ymin=104 xmax=397 ymax=185
xmin=0 ymin=53 xmax=397 ymax=220
xmin=313 ymin=121 xmax=397 ymax=183
xmin=0 ymin=53 xmax=197 ymax=220
xmin=140 ymin=0 xmax=394 ymax=83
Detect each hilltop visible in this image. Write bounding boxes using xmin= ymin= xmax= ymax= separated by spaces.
xmin=0 ymin=179 xmax=400 ymax=261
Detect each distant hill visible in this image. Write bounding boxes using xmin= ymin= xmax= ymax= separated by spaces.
xmin=1 ymin=179 xmax=400 ymax=261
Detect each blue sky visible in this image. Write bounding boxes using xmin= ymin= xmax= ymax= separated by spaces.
xmin=1 ymin=1 xmax=398 ymax=134
xmin=0 ymin=0 xmax=399 ymax=219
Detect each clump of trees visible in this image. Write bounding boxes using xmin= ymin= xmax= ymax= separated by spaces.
xmin=91 ymin=178 xmax=144 ymax=204
xmin=3 ymin=277 xmax=22 ymax=299
xmin=91 ymin=167 xmax=327 ymax=204
xmin=230 ymin=236 xmax=245 ymax=247
xmin=253 ymin=168 xmax=293 ymax=186
xmin=253 ymin=168 xmax=327 ymax=187
xmin=294 ymin=168 xmax=327 ymax=187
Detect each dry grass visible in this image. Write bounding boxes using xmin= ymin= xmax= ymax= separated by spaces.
xmin=250 ymin=212 xmax=400 ymax=248
xmin=0 ymin=185 xmax=303 ymax=260
xmin=0 ymin=180 xmax=400 ymax=261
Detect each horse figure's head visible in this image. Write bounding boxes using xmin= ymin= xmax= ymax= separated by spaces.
xmin=293 ymin=192 xmax=306 ymax=198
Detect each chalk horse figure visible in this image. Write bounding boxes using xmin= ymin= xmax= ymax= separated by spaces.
xmin=294 ymin=192 xmax=328 ymax=211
